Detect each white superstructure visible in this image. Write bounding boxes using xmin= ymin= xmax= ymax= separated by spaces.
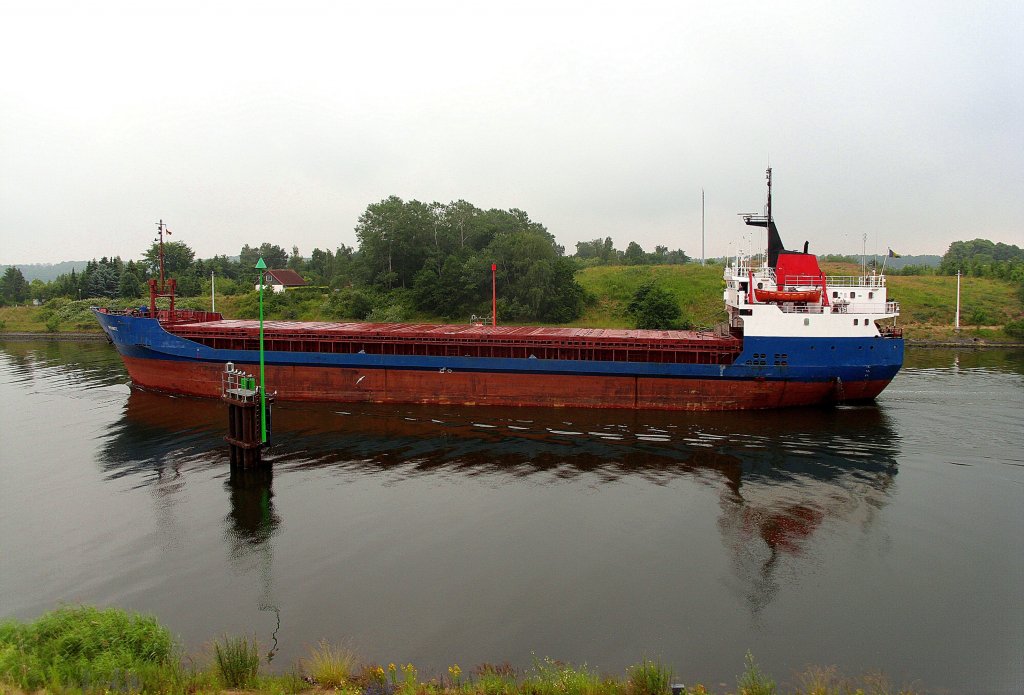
xmin=723 ymin=259 xmax=900 ymax=338
xmin=723 ymin=167 xmax=900 ymax=340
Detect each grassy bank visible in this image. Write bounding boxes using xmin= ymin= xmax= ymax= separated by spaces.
xmin=2 ymin=264 xmax=1021 ymax=344
xmin=0 ymin=606 xmax=922 ymax=695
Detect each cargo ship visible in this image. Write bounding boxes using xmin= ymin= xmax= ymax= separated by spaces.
xmin=94 ymin=170 xmax=903 ymax=410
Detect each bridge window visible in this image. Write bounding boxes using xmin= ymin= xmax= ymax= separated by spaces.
xmin=853 ymin=319 xmax=859 ymax=325
xmin=850 ymin=291 xmax=856 ymax=298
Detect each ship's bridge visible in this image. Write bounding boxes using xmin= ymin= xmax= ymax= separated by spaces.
xmin=723 ymin=261 xmax=901 ymax=338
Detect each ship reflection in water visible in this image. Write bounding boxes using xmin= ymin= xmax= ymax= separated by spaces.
xmin=99 ymin=387 xmax=899 ymax=618
xmin=7 ymin=340 xmax=1020 ymax=690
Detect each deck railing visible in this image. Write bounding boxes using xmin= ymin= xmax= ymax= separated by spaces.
xmin=824 ymin=275 xmax=886 ymax=288
xmin=775 ymin=301 xmax=899 ymax=315
xmin=730 ymin=267 xmax=887 ymax=289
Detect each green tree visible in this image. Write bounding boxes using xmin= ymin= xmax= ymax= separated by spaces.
xmin=624 ymin=241 xmax=646 ymax=265
xmin=29 ymin=278 xmax=47 ymax=302
xmin=356 ymin=196 xmax=435 ymax=289
xmin=118 ymin=261 xmax=145 ymax=298
xmin=0 ymin=266 xmax=30 ymax=305
xmin=940 ymin=239 xmax=1024 ymax=279
xmin=143 ymin=241 xmax=196 ymax=278
xmin=412 ymin=253 xmax=489 ymax=319
xmin=626 ymin=281 xmax=685 ymax=330
xmin=307 ymin=247 xmax=336 ymax=285
xmin=240 ymin=243 xmax=288 ymax=270
xmin=287 ymin=245 xmax=305 ymax=273
xmin=322 ymin=287 xmax=375 ymax=320
xmin=574 ymin=237 xmax=620 ymax=264
xmin=84 ymin=264 xmax=119 ymax=298
xmin=484 ymin=228 xmax=584 ymax=322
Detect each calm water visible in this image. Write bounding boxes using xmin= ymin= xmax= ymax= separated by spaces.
xmin=0 ymin=340 xmax=1021 ymax=693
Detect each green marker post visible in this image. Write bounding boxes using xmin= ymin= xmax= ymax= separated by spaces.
xmin=255 ymin=257 xmax=268 ymax=444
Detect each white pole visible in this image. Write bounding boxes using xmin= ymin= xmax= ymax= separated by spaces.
xmin=211 ymin=271 xmax=216 ymax=313
xmin=701 ymin=188 xmax=705 ymax=266
xmin=955 ymin=270 xmax=961 ymax=330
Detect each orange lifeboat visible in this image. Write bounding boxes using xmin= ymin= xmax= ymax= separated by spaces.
xmin=753 ymin=287 xmax=821 ymax=303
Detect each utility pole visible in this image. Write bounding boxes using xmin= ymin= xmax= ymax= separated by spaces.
xmin=955 ymin=270 xmax=961 ymax=331
xmin=701 ymin=188 xmax=705 ymax=266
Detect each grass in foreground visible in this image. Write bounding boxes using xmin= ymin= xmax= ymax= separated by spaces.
xmin=0 ymin=606 xmax=926 ymax=695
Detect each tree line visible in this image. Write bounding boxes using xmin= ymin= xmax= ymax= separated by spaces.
xmin=938 ymin=239 xmax=1024 ymax=282
xmin=6 ymin=201 xmax=1017 ymax=322
xmin=1 ymin=197 xmax=696 ymax=321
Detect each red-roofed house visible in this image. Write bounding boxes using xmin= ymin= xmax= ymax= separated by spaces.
xmin=259 ymin=269 xmax=308 ymax=293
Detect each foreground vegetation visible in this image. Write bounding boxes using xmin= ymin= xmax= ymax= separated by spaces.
xmin=0 ymin=606 xmax=923 ymax=695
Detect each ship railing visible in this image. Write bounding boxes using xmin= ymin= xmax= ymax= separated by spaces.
xmin=731 ymin=264 xmax=775 ymax=279
xmin=222 ymin=363 xmax=260 ymax=402
xmin=773 ymin=304 xmax=826 ymax=314
xmin=775 ymin=301 xmax=899 ymax=316
xmin=824 ymin=275 xmax=886 ymax=288
xmin=158 ymin=309 xmax=223 ymax=324
xmin=774 ymin=274 xmax=823 ymax=288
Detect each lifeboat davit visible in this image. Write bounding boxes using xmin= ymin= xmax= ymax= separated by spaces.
xmin=753 ymin=287 xmax=822 ymax=303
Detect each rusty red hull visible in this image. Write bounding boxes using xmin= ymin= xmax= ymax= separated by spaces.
xmin=122 ymin=356 xmax=893 ymax=411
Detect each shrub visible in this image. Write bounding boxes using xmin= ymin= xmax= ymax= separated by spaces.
xmin=0 ymin=605 xmax=177 ymax=691
xmin=366 ymin=302 xmax=410 ymax=323
xmin=324 ymin=287 xmax=375 ymax=320
xmin=736 ymin=651 xmax=775 ymax=695
xmin=626 ymin=282 xmax=687 ymax=330
xmin=1005 ymin=319 xmax=1024 ymax=340
xmin=476 ymin=663 xmax=519 ymax=695
xmin=212 ymin=635 xmax=261 ymax=688
xmin=303 ymin=640 xmax=358 ymax=688
xmin=626 ymin=659 xmax=671 ymax=695
xmin=522 ymin=656 xmax=611 ymax=695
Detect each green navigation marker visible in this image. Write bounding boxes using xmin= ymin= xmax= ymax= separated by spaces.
xmin=255 ymin=257 xmax=267 ymax=444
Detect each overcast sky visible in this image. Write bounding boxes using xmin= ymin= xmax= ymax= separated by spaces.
xmin=1 ymin=0 xmax=1020 ymax=265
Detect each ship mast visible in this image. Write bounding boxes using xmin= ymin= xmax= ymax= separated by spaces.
xmin=149 ymin=219 xmax=177 ymax=318
xmin=741 ymin=167 xmax=779 ymax=267
xmin=156 ymin=219 xmax=168 ymax=292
